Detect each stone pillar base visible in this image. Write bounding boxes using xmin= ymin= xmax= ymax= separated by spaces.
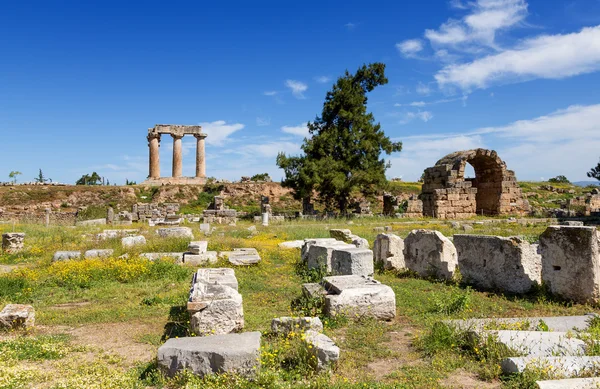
xmin=141 ymin=177 xmax=208 ymax=186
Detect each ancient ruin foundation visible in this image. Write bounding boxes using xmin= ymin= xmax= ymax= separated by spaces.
xmin=142 ymin=124 xmax=207 ymax=186
xmin=420 ymin=149 xmax=530 ymax=219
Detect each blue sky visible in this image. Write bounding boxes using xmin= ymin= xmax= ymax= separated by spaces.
xmin=2 ymin=0 xmax=600 ymax=184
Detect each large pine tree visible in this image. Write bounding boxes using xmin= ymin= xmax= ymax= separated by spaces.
xmin=276 ymin=63 xmax=402 ymax=214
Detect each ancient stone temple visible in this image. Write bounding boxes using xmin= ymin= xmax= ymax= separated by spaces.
xmin=142 ymin=124 xmax=207 ymax=185
xmin=420 ymin=149 xmax=530 ymax=219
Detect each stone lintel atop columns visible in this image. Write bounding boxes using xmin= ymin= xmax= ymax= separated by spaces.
xmin=149 ymin=124 xmax=203 ymax=138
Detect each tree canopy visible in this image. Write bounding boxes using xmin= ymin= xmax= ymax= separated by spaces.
xmin=588 ymin=160 xmax=600 ymax=181
xmin=76 ymin=172 xmax=102 ymax=185
xmin=276 ymin=63 xmax=402 ymax=213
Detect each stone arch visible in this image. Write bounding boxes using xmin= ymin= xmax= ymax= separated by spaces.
xmin=421 ymin=149 xmax=530 ymax=219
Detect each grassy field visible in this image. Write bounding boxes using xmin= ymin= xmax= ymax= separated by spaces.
xmin=0 ymin=218 xmax=597 ymax=388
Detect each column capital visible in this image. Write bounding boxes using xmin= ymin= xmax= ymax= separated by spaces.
xmin=147 ymin=133 xmax=161 ymax=142
xmin=171 ymin=134 xmax=184 ymax=140
xmin=194 ymin=133 xmax=207 ymax=140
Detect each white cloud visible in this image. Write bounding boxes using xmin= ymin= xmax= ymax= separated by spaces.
xmin=435 ymin=25 xmax=600 ymax=90
xmin=200 ymin=121 xmax=245 ymax=146
xmin=395 ymin=95 xmax=467 ymax=107
xmin=256 ymin=117 xmax=271 ymax=126
xmin=398 ymin=110 xmax=434 ymax=124
xmin=263 ymin=91 xmax=278 ymax=96
xmin=415 ymin=82 xmax=432 ymax=95
xmin=285 ymin=80 xmax=308 ymax=99
xmin=425 ymin=0 xmax=527 ymax=48
xmin=396 ymin=39 xmax=424 ymax=58
xmin=281 ymin=123 xmax=309 ymax=137
xmin=315 ymin=76 xmax=331 ymax=83
xmin=345 ymin=22 xmax=356 ymax=30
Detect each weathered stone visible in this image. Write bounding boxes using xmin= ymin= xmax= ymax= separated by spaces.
xmin=351 ymin=236 xmax=369 ymax=249
xmin=200 ymin=223 xmax=211 ymax=233
xmin=539 ymin=226 xmax=600 ymax=304
xmin=330 ymin=247 xmax=374 ymax=276
xmin=0 ymin=304 xmax=35 ymax=330
xmin=97 ymin=229 xmax=139 ymax=240
xmin=189 ymin=276 xmax=243 ymax=335
xmin=183 ymin=252 xmax=218 ymax=265
xmin=329 ymin=229 xmax=354 ymax=243
xmin=157 ymin=332 xmax=261 ymax=378
xmin=475 ymin=330 xmax=586 ymax=357
xmin=373 ymin=233 xmax=405 ymax=270
xmin=247 ymin=225 xmax=257 ymax=232
xmin=559 ymin=221 xmax=584 ymax=226
xmin=307 ymin=242 xmax=355 ymax=272
xmin=278 ymin=240 xmax=304 ymax=249
xmin=301 ymin=238 xmax=339 ymax=262
xmin=304 ymin=330 xmax=340 ymax=369
xmin=462 ymin=224 xmax=474 ymax=232
xmin=76 ymin=218 xmax=107 ymax=226
xmin=157 ymin=227 xmax=194 ymax=239
xmin=447 ymin=315 xmax=596 ymax=333
xmin=322 ymin=275 xmax=396 ymax=320
xmin=221 ymin=248 xmax=261 ymax=266
xmin=194 ymin=268 xmax=238 ymax=291
xmin=502 ymin=356 xmax=600 ymax=377
xmin=52 ymin=251 xmax=81 ymax=261
xmin=2 ymin=233 xmax=25 ymax=253
xmin=270 ymin=317 xmax=323 ymax=335
xmin=454 ymin=235 xmax=541 ymax=294
xmin=302 ymin=283 xmax=326 ymax=299
xmin=403 ymin=229 xmax=458 ymax=280
xmin=84 ymin=249 xmax=114 ymax=259
xmin=535 ymin=378 xmax=600 ymax=389
xmin=187 ymin=241 xmax=208 ymax=255
xmin=122 ymin=235 xmax=146 ymax=248
xmin=140 ymin=252 xmax=184 ymax=262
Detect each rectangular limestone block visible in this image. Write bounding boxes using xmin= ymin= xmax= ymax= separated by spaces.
xmin=475 ymin=331 xmax=586 ymax=357
xmin=330 ymin=247 xmax=374 ymax=276
xmin=373 ymin=233 xmax=405 ymax=271
xmin=307 ymin=242 xmax=354 ymax=272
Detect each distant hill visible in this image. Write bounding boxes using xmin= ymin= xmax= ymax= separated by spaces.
xmin=573 ymin=181 xmax=600 ymax=187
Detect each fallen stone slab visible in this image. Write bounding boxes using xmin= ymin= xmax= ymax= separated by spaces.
xmin=2 ymin=232 xmax=25 ymax=253
xmin=76 ymin=218 xmax=106 ymax=226
xmin=84 ymin=249 xmax=114 ymax=259
xmin=331 ymin=247 xmax=374 ymax=276
xmin=307 ymin=242 xmax=355 ymax=272
xmin=140 ymin=252 xmax=184 ymax=262
xmin=502 ymin=356 xmax=600 ymax=377
xmin=403 ymin=229 xmax=458 ymax=280
xmin=194 ymin=268 xmax=238 ymax=291
xmin=96 ymin=229 xmax=139 ymax=240
xmin=474 ymin=330 xmax=586 ymax=357
xmin=157 ymin=227 xmax=194 ymax=239
xmin=0 ymin=304 xmax=35 ymax=329
xmin=373 ymin=233 xmax=405 ymax=271
xmin=200 ymin=223 xmax=211 ymax=233
xmin=301 ymin=238 xmax=339 ymax=262
xmin=52 ymin=251 xmax=81 ymax=261
xmin=454 ymin=234 xmax=542 ymax=294
xmin=321 ymin=275 xmax=396 ymax=320
xmin=540 ymin=226 xmax=600 ymax=304
xmin=558 ymin=221 xmax=584 ymax=226
xmin=536 ymin=377 xmax=600 ymax=389
xmin=447 ymin=315 xmax=596 ymax=333
xmin=182 ymin=252 xmax=218 ymax=266
xmin=221 ymin=248 xmax=261 ymax=266
xmin=188 ymin=283 xmax=244 ymax=335
xmin=271 ymin=317 xmax=323 ymax=335
xmin=122 ymin=235 xmax=146 ymax=248
xmin=157 ymin=332 xmax=261 ymax=378
xmin=188 ymin=241 xmax=208 ymax=255
xmin=279 ymin=240 xmax=304 ymax=249
xmin=304 ymin=330 xmax=340 ymax=370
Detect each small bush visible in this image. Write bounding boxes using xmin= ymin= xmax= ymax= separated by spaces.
xmin=430 ymin=287 xmax=472 ymax=315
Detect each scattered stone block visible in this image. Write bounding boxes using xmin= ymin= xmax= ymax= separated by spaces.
xmin=539 ymin=226 xmax=600 ymax=304
xmin=2 ymin=233 xmax=25 ymax=253
xmin=454 ymin=235 xmax=542 ymax=294
xmin=302 ymin=283 xmax=327 ymax=299
xmin=373 ymin=233 xmax=405 ymax=271
xmin=536 ymin=377 xmax=600 ymax=389
xmin=301 ymin=238 xmax=339 ymax=262
xmin=403 ymin=229 xmax=458 ymax=280
xmin=84 ymin=249 xmax=114 ymax=259
xmin=52 ymin=251 xmax=81 ymax=261
xmin=307 ymin=242 xmax=355 ymax=272
xmin=559 ymin=221 xmax=584 ymax=226
xmin=322 ymin=275 xmax=396 ymax=320
xmin=247 ymin=225 xmax=257 ymax=232
xmin=279 ymin=240 xmax=304 ymax=249
xmin=331 ymin=247 xmax=374 ymax=276
xmin=188 ymin=241 xmax=208 ymax=255
xmin=140 ymin=252 xmax=184 ymax=262
xmin=447 ymin=315 xmax=595 ymax=332
xmin=157 ymin=332 xmax=261 ymax=378
xmin=221 ymin=248 xmax=261 ymax=266
xmin=502 ymin=356 xmax=600 ymax=377
xmin=0 ymin=304 xmax=35 ymax=330
xmin=462 ymin=224 xmax=474 ymax=232
xmin=188 ymin=283 xmax=244 ymax=335
xmin=122 ymin=235 xmax=146 ymax=248
xmin=330 ymin=229 xmax=354 ymax=242
xmin=183 ymin=252 xmax=218 ymax=265
xmin=476 ymin=331 xmax=586 ymax=357
xmin=351 ymin=236 xmax=369 ymax=249
xmin=373 ymin=227 xmax=385 ymax=232
xmin=194 ymin=268 xmax=239 ymax=291
xmin=271 ymin=317 xmax=323 ymax=335
xmin=97 ymin=229 xmax=139 ymax=240
xmin=157 ymin=227 xmax=194 ymax=239
xmin=200 ymin=223 xmax=211 ymax=233
xmin=304 ymin=330 xmax=340 ymax=370
xmin=76 ymin=218 xmax=106 ymax=226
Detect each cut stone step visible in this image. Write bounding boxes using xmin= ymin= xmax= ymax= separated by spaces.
xmin=474 ymin=331 xmax=586 ymax=357
xmin=536 ymin=377 xmax=600 ymax=389
xmin=447 ymin=314 xmax=596 ymax=332
xmin=502 ymin=356 xmax=600 ymax=376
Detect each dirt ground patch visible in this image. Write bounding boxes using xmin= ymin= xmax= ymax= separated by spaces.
xmin=367 ymin=326 xmax=423 ymax=380
xmin=441 ymin=369 xmax=501 ymax=389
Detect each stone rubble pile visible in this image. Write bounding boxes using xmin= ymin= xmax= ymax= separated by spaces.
xmin=2 ymin=232 xmax=25 ymax=253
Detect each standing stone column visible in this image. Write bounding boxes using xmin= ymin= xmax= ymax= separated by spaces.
xmin=172 ymin=134 xmax=184 ymax=178
xmin=148 ymin=134 xmax=161 ymax=179
xmin=194 ymin=134 xmax=207 ymax=178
